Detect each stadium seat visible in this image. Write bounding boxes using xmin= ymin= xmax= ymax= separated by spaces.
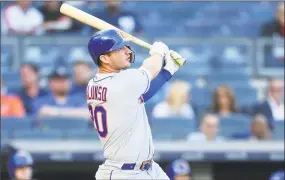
xmin=219 ymin=114 xmax=251 ymax=137
xmin=191 ymin=87 xmax=212 ymax=107
xmin=1 ymin=130 xmax=10 ymax=141
xmin=66 ymin=129 xmax=100 ymax=140
xmin=1 ymin=52 xmax=12 ymax=71
xmin=234 ymin=87 xmax=258 ymax=106
xmin=1 ymin=117 xmax=34 ymax=131
xmin=272 ymin=121 xmax=284 ymax=140
xmin=151 ymin=118 xmax=196 ymax=140
xmin=13 ymin=129 xmax=63 ymax=140
xmin=172 ymin=71 xmax=198 ymax=84
xmin=2 ymin=71 xmax=22 ymax=89
xmin=208 ymin=71 xmax=250 ymax=82
xmin=40 ymin=117 xmax=90 ymax=130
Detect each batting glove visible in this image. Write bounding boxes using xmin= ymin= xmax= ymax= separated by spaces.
xmin=149 ymin=41 xmax=169 ymax=58
xmin=164 ymin=50 xmax=185 ymax=75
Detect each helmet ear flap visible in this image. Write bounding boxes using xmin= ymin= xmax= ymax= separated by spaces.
xmin=126 ymin=46 xmax=135 ymax=63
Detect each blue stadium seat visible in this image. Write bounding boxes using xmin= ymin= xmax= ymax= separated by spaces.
xmin=234 ymin=87 xmax=257 ymax=106
xmin=209 ymin=81 xmax=252 ymax=89
xmin=1 ymin=117 xmax=34 ymax=131
xmin=1 ymin=51 xmax=12 ymax=71
xmin=40 ymin=117 xmax=89 ymax=130
xmin=151 ymin=118 xmax=196 ymax=140
xmin=172 ymin=71 xmax=198 ymax=84
xmin=1 ymin=130 xmax=10 ymax=142
xmin=219 ymin=114 xmax=251 ymax=137
xmin=2 ymin=71 xmax=22 ymax=89
xmin=13 ymin=129 xmax=63 ymax=140
xmin=191 ymin=87 xmax=212 ymax=107
xmin=66 ymin=129 xmax=100 ymax=140
xmin=273 ymin=121 xmax=284 ymax=140
xmin=208 ymin=71 xmax=250 ymax=82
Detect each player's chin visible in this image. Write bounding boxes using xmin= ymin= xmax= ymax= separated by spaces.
xmin=123 ymin=61 xmax=131 ymax=68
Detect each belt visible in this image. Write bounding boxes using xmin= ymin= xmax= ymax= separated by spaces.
xmin=104 ymin=159 xmax=153 ymax=171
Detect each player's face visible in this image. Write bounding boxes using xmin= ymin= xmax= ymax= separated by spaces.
xmin=15 ymin=166 xmax=32 ymax=180
xmin=174 ymin=175 xmax=191 ymax=180
xmin=103 ymin=46 xmax=132 ymax=70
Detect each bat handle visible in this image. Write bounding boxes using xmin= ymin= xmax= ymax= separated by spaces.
xmin=139 ymin=42 xmax=152 ymax=50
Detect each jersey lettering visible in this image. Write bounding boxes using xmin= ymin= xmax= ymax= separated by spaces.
xmin=86 ymin=85 xmax=107 ymax=102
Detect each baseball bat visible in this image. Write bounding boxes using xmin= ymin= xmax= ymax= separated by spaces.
xmin=60 ymin=3 xmax=185 ymax=66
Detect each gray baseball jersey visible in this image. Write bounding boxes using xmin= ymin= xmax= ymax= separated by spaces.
xmin=86 ymin=68 xmax=154 ymax=162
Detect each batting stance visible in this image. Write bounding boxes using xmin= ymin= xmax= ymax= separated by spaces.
xmin=86 ymin=29 xmax=185 ymax=179
xmin=8 ymin=150 xmax=33 ymax=180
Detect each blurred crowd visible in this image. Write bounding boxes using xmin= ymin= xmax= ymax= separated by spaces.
xmin=1 ymin=1 xmax=284 ymax=37
xmin=1 ymin=1 xmax=284 ymax=142
xmin=1 ymin=60 xmax=284 ymax=141
xmin=1 ymin=1 xmax=142 ymax=36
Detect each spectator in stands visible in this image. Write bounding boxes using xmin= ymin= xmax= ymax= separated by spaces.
xmin=250 ymin=114 xmax=271 ymax=141
xmin=253 ymin=79 xmax=284 ymax=130
xmin=32 ymin=67 xmax=88 ymax=119
xmin=209 ymin=85 xmax=238 ymax=117
xmin=70 ymin=61 xmax=94 ymax=96
xmin=2 ymin=0 xmax=43 ymax=35
xmin=260 ymin=2 xmax=284 ymax=37
xmin=232 ymin=114 xmax=271 ymax=141
xmin=39 ymin=1 xmax=82 ymax=34
xmin=1 ymin=77 xmax=25 ymax=117
xmin=187 ymin=114 xmax=224 ymax=141
xmin=93 ymin=1 xmax=143 ymax=34
xmin=152 ymin=80 xmax=197 ymax=119
xmin=18 ymin=63 xmax=48 ymax=116
xmin=260 ymin=2 xmax=284 ymax=68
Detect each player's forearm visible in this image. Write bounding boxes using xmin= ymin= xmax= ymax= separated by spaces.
xmin=141 ymin=54 xmax=164 ymax=80
xmin=142 ymin=69 xmax=172 ymax=102
xmin=141 ymin=41 xmax=169 ymax=79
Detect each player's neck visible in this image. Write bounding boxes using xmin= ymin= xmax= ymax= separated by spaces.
xmin=98 ymin=67 xmax=120 ymax=73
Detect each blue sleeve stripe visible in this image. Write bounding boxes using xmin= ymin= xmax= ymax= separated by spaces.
xmin=142 ymin=69 xmax=172 ymax=102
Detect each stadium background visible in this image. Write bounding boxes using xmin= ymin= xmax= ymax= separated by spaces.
xmin=0 ymin=1 xmax=284 ymax=180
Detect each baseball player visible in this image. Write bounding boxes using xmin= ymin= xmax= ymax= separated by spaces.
xmin=166 ymin=159 xmax=191 ymax=180
xmin=86 ymin=29 xmax=185 ymax=179
xmin=8 ymin=150 xmax=33 ymax=180
xmin=269 ymin=170 xmax=284 ymax=180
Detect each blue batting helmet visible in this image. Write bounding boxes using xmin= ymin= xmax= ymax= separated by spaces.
xmin=269 ymin=170 xmax=284 ymax=180
xmin=8 ymin=150 xmax=33 ymax=178
xmin=166 ymin=159 xmax=191 ymax=180
xmin=88 ymin=29 xmax=135 ymax=66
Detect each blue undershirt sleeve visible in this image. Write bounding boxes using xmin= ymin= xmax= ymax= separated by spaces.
xmin=142 ymin=69 xmax=172 ymax=102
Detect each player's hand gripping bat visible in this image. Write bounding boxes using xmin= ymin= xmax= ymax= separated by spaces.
xmin=60 ymin=3 xmax=186 ymax=66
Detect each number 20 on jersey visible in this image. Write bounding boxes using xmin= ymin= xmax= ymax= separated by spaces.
xmin=88 ymin=104 xmax=108 ymax=138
